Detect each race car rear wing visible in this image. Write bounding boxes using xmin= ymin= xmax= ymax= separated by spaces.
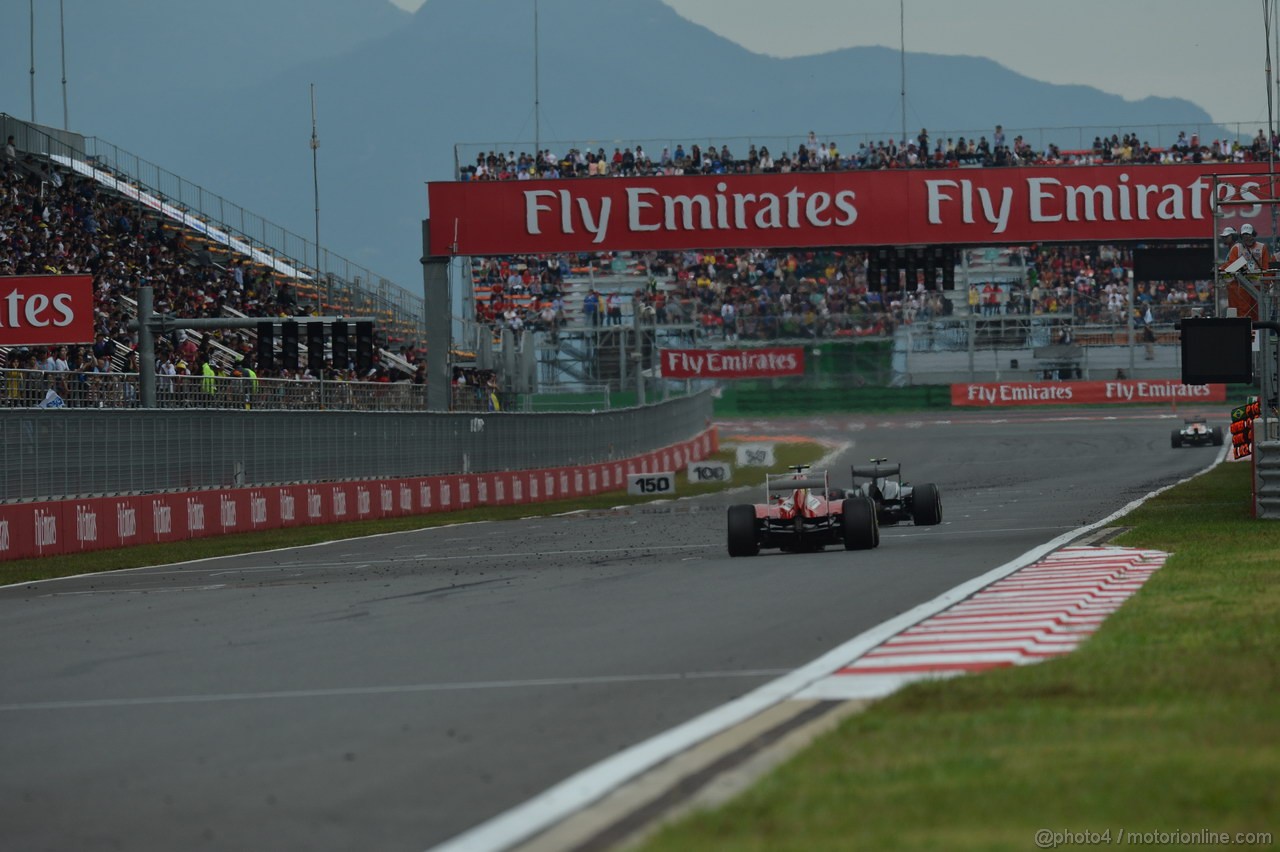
xmin=851 ymin=463 xmax=901 ymax=479
xmin=765 ymin=473 xmax=829 ymax=492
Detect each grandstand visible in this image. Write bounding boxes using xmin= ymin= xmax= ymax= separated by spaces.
xmin=445 ymin=120 xmax=1250 ymax=394
xmin=4 ymin=113 xmax=1243 ymax=409
xmin=454 ymin=123 xmax=1267 ymax=181
xmin=1 ymin=114 xmax=439 ymax=410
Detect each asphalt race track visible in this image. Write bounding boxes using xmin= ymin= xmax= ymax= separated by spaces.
xmin=0 ymin=408 xmax=1224 ymax=852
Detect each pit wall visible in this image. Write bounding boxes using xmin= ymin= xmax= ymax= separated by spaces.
xmin=0 ymin=430 xmax=718 ymax=562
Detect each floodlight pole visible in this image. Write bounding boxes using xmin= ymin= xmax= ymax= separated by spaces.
xmin=311 ymin=84 xmax=328 ymax=312
xmin=59 ymin=0 xmax=69 ymax=131
xmin=632 ymin=305 xmax=646 ymax=406
xmin=899 ymin=0 xmax=907 ymax=156
xmin=533 ymin=0 xmax=541 ymax=168
xmin=1264 ymin=287 xmax=1277 ymax=442
xmin=29 ymin=0 xmax=36 ymax=124
xmin=138 ymin=285 xmax=156 ymax=407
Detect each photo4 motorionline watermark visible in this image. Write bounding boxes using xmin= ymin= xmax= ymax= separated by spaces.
xmin=1035 ymin=828 xmax=1272 ymax=848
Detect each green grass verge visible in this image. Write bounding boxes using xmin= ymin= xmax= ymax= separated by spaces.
xmin=641 ymin=461 xmax=1280 ymax=852
xmin=0 ymin=441 xmax=830 ymax=586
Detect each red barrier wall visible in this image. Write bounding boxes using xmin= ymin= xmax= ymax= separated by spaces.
xmin=0 ymin=429 xmax=719 ymax=562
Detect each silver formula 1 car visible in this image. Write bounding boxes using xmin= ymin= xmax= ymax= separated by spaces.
xmin=726 ymin=465 xmax=880 ymax=557
xmin=848 ymin=458 xmax=943 ymax=527
xmin=1171 ymin=419 xmax=1224 ymax=448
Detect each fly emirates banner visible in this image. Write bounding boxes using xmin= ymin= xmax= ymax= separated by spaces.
xmin=661 ymin=347 xmax=804 ymax=380
xmin=954 ymin=380 xmax=1226 ymax=406
xmin=426 ymin=163 xmax=1272 ymax=256
xmin=0 ymin=275 xmax=95 ymax=347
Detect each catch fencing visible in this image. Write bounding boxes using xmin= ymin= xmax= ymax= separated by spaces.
xmin=4 ymin=370 xmax=429 ymax=412
xmin=0 ymin=391 xmax=713 ymax=502
xmin=897 ymin=316 xmax=1182 ymax=385
xmin=1256 ymin=440 xmax=1280 ymax=520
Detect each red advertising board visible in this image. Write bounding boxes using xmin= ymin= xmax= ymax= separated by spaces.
xmin=0 ymin=275 xmax=96 ymax=346
xmin=425 ymin=164 xmax=1273 ymax=256
xmin=661 ymin=347 xmax=805 ymax=379
xmin=0 ymin=429 xmax=719 ymax=563
xmin=952 ymin=380 xmax=1227 ymax=407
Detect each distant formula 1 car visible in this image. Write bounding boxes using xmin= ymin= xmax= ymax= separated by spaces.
xmin=1171 ymin=419 xmax=1224 ymax=448
xmin=848 ymin=458 xmax=943 ymax=527
xmin=727 ymin=465 xmax=879 ymax=557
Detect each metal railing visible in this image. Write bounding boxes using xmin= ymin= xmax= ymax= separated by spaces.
xmin=3 ymin=370 xmax=428 ymax=412
xmin=896 ymin=315 xmax=1185 ymax=384
xmin=0 ymin=391 xmax=715 ymax=502
xmin=1 ymin=114 xmax=424 ymax=339
xmin=1256 ymin=441 xmax=1280 ymax=519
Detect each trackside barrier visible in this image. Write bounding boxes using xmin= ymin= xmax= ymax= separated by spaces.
xmin=0 ymin=429 xmax=717 ymax=562
xmin=0 ymin=392 xmax=714 ymax=502
xmin=1254 ymin=440 xmax=1280 ymax=519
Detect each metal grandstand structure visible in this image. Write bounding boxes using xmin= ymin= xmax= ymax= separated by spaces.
xmin=1 ymin=114 xmax=424 ymax=340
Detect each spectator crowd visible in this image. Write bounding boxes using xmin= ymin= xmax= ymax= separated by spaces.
xmin=461 ymin=125 xmax=1274 ymax=181
xmin=1 ymin=120 xmax=1239 ymax=409
xmin=471 ymin=240 xmax=1210 ymax=344
xmin=1 ymin=144 xmax=427 ymax=407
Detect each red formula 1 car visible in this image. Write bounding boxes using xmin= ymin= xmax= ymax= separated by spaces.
xmin=726 ymin=465 xmax=880 ymax=557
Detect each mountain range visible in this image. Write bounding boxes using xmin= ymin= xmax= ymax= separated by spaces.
xmin=2 ymin=0 xmax=1220 ymax=292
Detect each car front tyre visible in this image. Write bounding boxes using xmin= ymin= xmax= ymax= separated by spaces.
xmin=1171 ymin=430 xmax=1182 ymax=449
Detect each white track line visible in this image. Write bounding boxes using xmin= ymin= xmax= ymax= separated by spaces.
xmin=0 ymin=669 xmax=792 ymax=713
xmin=0 ymin=521 xmax=496 ymax=591
xmin=428 ymin=444 xmax=1227 ymax=852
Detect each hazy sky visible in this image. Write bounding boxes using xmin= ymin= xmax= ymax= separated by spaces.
xmin=390 ymin=0 xmax=1276 ymax=128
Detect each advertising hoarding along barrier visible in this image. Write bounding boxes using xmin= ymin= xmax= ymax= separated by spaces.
xmin=660 ymin=347 xmax=804 ymax=379
xmin=0 ymin=429 xmax=718 ymax=563
xmin=425 ymin=163 xmax=1273 ymax=256
xmin=626 ymin=473 xmax=675 ymax=496
xmin=952 ymin=381 xmax=1227 ymax=407
xmin=0 ymin=275 xmax=95 ymax=346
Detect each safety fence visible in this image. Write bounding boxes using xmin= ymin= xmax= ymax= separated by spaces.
xmin=3 ymin=370 xmax=429 ymax=411
xmin=0 ymin=391 xmax=714 ymax=503
xmin=896 ymin=316 xmax=1184 ymax=385
xmin=0 ymin=429 xmax=718 ymax=561
xmin=1256 ymin=440 xmax=1280 ymax=519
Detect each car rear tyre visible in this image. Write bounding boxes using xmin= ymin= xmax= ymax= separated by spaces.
xmin=1212 ymin=427 xmax=1224 ymax=446
xmin=727 ymin=504 xmax=760 ymax=557
xmin=1171 ymin=430 xmax=1182 ymax=448
xmin=842 ymin=496 xmax=879 ymax=550
xmin=911 ymin=483 xmax=943 ymax=525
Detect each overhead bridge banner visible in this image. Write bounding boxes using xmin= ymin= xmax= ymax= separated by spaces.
xmin=426 ymin=163 xmax=1273 ymax=256
xmin=953 ymin=380 xmax=1227 ymax=407
xmin=661 ymin=347 xmax=804 ymax=379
